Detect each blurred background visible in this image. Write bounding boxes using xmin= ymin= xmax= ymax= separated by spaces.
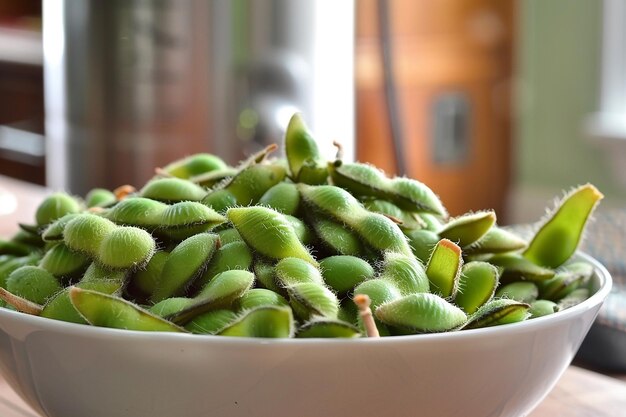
xmin=0 ymin=0 xmax=624 ymax=222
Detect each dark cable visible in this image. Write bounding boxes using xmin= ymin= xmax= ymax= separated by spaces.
xmin=376 ymin=0 xmax=407 ymax=176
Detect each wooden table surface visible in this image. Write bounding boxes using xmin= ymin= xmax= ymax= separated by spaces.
xmin=2 ymin=178 xmax=626 ymax=416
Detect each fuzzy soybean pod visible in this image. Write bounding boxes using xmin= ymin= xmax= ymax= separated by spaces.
xmin=454 ymin=261 xmax=499 ymax=315
xmin=258 ymin=182 xmax=301 ymax=216
xmin=253 ymin=261 xmax=282 ymax=293
xmin=217 ymin=228 xmax=242 ymax=245
xmin=158 ymin=201 xmax=227 ymax=240
xmin=284 ymin=215 xmax=314 ymax=246
xmin=275 ymin=257 xmax=339 ymax=321
xmin=39 ymin=242 xmax=90 ymax=279
xmin=362 ymin=199 xmax=426 ymax=230
xmin=463 ymin=227 xmax=527 ymax=256
xmin=299 ymin=184 xmax=412 ymax=257
xmin=319 ymin=255 xmax=375 ymax=294
xmin=41 ymin=213 xmax=80 ymax=242
xmin=437 ymin=211 xmax=496 ymax=248
xmin=496 ymin=282 xmax=539 ymax=304
xmin=426 ymin=239 xmax=463 ymax=298
xmin=185 ymin=309 xmax=239 ymax=335
xmin=296 ymin=318 xmax=360 ymax=338
xmin=201 ymin=189 xmax=238 ymax=213
xmin=405 ymin=229 xmax=440 ymax=264
xmin=538 ymin=261 xmax=593 ymax=301
xmin=6 ymin=266 xmax=62 ymax=305
xmin=328 ymin=162 xmax=447 ymax=217
xmin=206 ymin=164 xmax=287 ymax=209
xmin=488 ymin=253 xmax=555 ymax=283
xmin=167 ymin=270 xmax=255 ymax=325
xmin=285 ymin=113 xmax=328 ymax=185
xmin=227 ymin=206 xmax=317 ymax=266
xmin=140 ymin=177 xmax=207 ymax=203
xmin=375 ymin=293 xmax=467 ymax=333
xmin=130 ymin=250 xmax=169 ymax=298
xmin=218 ymin=306 xmax=295 ymax=338
xmin=41 ymin=263 xmax=126 ymax=324
xmin=105 ymin=197 xmax=167 ymax=229
xmin=380 ymin=252 xmax=430 ymax=294
xmin=85 ymin=188 xmax=117 ymax=208
xmin=309 ymin=216 xmax=365 ymax=256
xmin=35 ymin=192 xmax=82 ymax=226
xmin=0 ymin=254 xmax=41 ymax=290
xmin=463 ymin=298 xmax=530 ymax=329
xmin=235 ymin=288 xmax=289 ymax=310
xmin=151 ymin=233 xmax=219 ymax=303
xmin=69 ymin=287 xmax=185 ymax=332
xmin=63 ymin=213 xmax=156 ymax=271
xmin=523 ymin=184 xmax=603 ymax=268
xmin=0 ymin=240 xmax=33 ymax=257
xmin=556 ymin=288 xmax=590 ymax=311
xmin=163 ymin=153 xmax=228 ymax=179
xmin=195 ymin=241 xmax=253 ymax=289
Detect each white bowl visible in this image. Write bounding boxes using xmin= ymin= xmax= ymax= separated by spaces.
xmin=0 ymin=253 xmax=611 ymax=417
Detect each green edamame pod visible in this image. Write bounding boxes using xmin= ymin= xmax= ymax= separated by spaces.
xmin=284 ymin=215 xmax=314 ymax=245
xmin=190 ymin=167 xmax=238 ymax=188
xmin=151 ymin=233 xmax=219 ymax=302
xmin=405 ymin=229 xmax=440 ymax=264
xmin=149 ymin=298 xmax=194 ymax=317
xmin=35 ymin=192 xmax=81 ymax=226
xmin=538 ymin=262 xmax=593 ymax=301
xmin=258 ymin=182 xmax=301 ymax=215
xmin=556 ymin=288 xmax=590 ymax=311
xmin=0 ymin=240 xmax=33 ymax=257
xmin=85 ymin=188 xmax=116 ymax=208
xmin=296 ymin=318 xmax=360 ymax=338
xmin=39 ymin=243 xmax=90 ymax=278
xmin=63 ymin=214 xmax=117 ymax=255
xmin=463 ymin=227 xmax=527 ymax=255
xmin=438 ymin=211 xmax=496 ymax=247
xmin=6 ymin=266 xmax=62 ymax=305
xmin=185 ymin=309 xmax=238 ymax=334
xmin=380 ymin=252 xmax=430 ymax=295
xmin=105 ymin=198 xmax=167 ymax=228
xmin=201 ymin=189 xmax=238 ymax=213
xmin=97 ymin=227 xmax=156 ymax=270
xmin=375 ymin=293 xmax=467 ymax=332
xmin=529 ymin=299 xmax=558 ymax=318
xmin=227 ymin=206 xmax=317 ymax=266
xmin=454 ymin=261 xmax=499 ymax=314
xmin=523 ymin=184 xmax=603 ymax=268
xmin=426 ymin=239 xmax=463 ymax=298
xmin=217 ymin=228 xmax=242 ymax=245
xmin=236 ymin=288 xmax=289 ymax=310
xmin=463 ymin=299 xmax=530 ymax=329
xmin=140 ymin=178 xmax=207 ymax=202
xmin=222 ymin=164 xmax=287 ymax=206
xmin=310 ymin=216 xmax=365 ymax=256
xmin=495 ymin=282 xmax=539 ymax=304
xmin=163 ymin=153 xmax=228 ymax=179
xmin=285 ymin=113 xmax=328 ymax=184
xmin=218 ymin=306 xmax=294 ymax=338
xmin=196 ymin=241 xmax=253 ymax=288
xmin=319 ymin=255 xmax=375 ymax=293
xmin=41 ymin=213 xmax=80 ymax=242
xmin=253 ymin=261 xmax=282 ymax=293
xmin=69 ymin=287 xmax=185 ymax=332
xmin=362 ymin=199 xmax=426 ymax=230
xmin=130 ymin=251 xmax=169 ymax=297
xmin=168 ymin=270 xmax=255 ymax=324
xmin=488 ymin=253 xmax=555 ymax=283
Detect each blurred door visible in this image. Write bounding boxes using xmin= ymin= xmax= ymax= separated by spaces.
xmin=356 ymin=0 xmax=515 ymax=220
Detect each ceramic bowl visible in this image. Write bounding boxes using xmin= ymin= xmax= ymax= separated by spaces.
xmin=0 ymin=253 xmax=611 ymax=417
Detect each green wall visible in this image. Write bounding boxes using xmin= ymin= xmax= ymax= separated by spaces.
xmin=517 ymin=0 xmax=622 ymax=197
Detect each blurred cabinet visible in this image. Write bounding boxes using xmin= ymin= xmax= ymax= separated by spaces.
xmin=356 ymin=0 xmax=515 ymax=219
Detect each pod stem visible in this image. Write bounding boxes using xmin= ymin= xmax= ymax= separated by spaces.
xmin=154 ymin=167 xmax=174 ymax=178
xmin=353 ymin=294 xmax=380 ymax=338
xmin=0 ymin=288 xmax=43 ymax=316
xmin=332 ymin=140 xmax=344 ymax=161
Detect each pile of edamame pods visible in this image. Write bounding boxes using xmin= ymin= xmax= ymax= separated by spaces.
xmin=0 ymin=114 xmax=604 ymax=338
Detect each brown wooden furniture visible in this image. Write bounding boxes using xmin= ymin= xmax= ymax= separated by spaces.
xmin=356 ymin=0 xmax=515 ymax=219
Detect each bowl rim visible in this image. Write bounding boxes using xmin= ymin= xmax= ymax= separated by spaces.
xmin=0 ymin=251 xmax=612 ymax=346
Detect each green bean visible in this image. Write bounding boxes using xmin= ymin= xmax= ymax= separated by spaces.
xmin=523 ymin=184 xmax=603 ymax=268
